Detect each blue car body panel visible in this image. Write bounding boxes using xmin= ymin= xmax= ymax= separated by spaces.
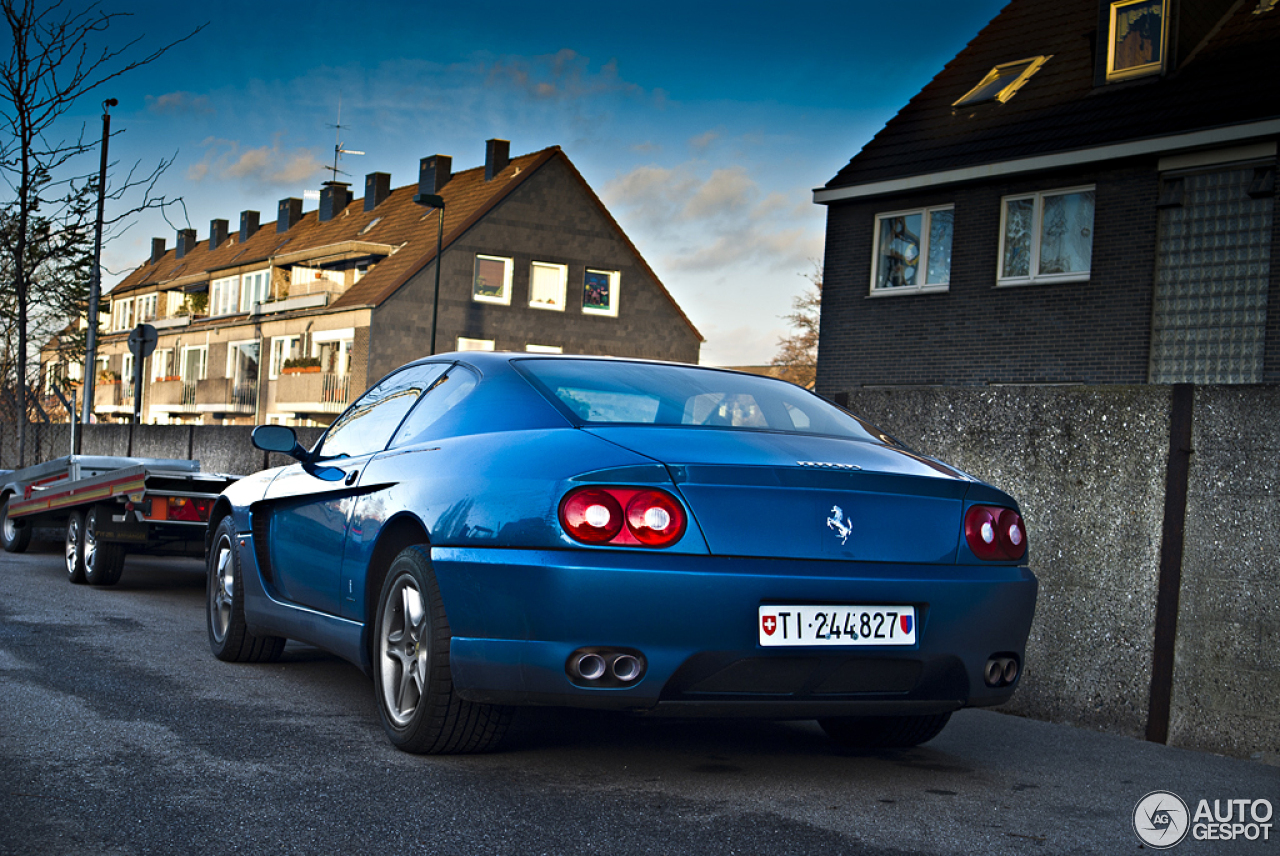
xmin=214 ymin=352 xmax=1038 ymax=717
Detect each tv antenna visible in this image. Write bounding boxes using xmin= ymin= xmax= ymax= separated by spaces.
xmin=325 ymin=95 xmax=363 ymax=184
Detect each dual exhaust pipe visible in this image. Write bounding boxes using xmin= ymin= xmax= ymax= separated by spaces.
xmin=984 ymin=655 xmax=1020 ymax=687
xmin=567 ymin=648 xmax=646 ymax=687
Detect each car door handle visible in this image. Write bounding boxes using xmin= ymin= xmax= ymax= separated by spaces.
xmin=344 ymin=470 xmax=359 ymax=486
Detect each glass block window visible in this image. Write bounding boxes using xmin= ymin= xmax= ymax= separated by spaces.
xmin=998 ymin=188 xmax=1095 ymax=285
xmin=871 ymin=206 xmax=953 ymax=294
xmin=1149 ymin=167 xmax=1273 ymax=384
xmin=1107 ymin=0 xmax=1167 ymax=81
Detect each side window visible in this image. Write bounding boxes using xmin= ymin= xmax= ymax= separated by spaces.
xmin=319 ymin=363 xmax=448 ymax=459
xmin=390 ymin=366 xmax=480 ymax=447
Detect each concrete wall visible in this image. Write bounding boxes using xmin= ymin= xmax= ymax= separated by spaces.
xmin=2 ymin=384 xmax=1276 ymax=761
xmin=837 ymin=384 xmax=1277 ymax=762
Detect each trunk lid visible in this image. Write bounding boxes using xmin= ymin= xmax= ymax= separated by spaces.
xmin=585 ymin=427 xmax=972 ymax=564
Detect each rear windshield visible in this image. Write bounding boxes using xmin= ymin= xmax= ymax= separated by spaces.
xmin=516 ymin=359 xmax=883 ymax=442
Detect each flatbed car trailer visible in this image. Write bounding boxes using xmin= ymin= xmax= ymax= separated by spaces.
xmin=0 ymin=455 xmax=240 ymax=586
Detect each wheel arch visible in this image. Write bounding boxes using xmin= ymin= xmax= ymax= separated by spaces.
xmin=361 ymin=512 xmax=432 ymax=669
xmin=205 ymin=496 xmax=236 ymax=557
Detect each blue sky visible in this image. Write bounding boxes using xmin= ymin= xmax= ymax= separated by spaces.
xmin=78 ymin=0 xmax=1007 ymax=365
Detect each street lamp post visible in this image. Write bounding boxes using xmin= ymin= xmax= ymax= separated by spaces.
xmin=412 ymin=193 xmax=445 ymax=355
xmin=78 ymin=98 xmax=118 ymax=450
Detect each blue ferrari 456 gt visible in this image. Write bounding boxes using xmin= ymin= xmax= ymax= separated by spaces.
xmin=206 ymin=353 xmax=1037 ymax=754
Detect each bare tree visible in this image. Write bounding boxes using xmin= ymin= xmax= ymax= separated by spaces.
xmin=771 ymin=262 xmax=822 ymax=389
xmin=0 ymin=0 xmax=203 ymax=465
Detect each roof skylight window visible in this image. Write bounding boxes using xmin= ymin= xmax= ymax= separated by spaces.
xmin=954 ymin=56 xmax=1050 ymax=107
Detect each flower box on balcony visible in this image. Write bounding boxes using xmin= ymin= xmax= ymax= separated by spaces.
xmin=282 ymin=365 xmax=322 ymax=375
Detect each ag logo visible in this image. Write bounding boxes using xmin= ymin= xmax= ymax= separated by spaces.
xmin=1134 ymin=791 xmax=1190 ymax=849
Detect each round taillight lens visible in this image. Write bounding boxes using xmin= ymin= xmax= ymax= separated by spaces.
xmin=625 ymin=490 xmax=687 ymax=547
xmin=560 ymin=489 xmax=623 ymax=543
xmin=965 ymin=505 xmax=1027 ymax=561
xmin=997 ymin=509 xmax=1026 ymax=560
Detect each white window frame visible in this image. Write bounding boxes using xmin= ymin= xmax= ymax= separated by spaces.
xmin=311 ymin=328 xmax=354 ymax=376
xmin=997 ymin=186 xmax=1096 ymax=287
xmin=1106 ymin=0 xmax=1167 ymax=82
xmin=472 ymin=255 xmax=513 ymax=305
xmin=239 ymin=269 xmax=271 ymax=313
xmin=869 ymin=205 xmax=954 ymax=296
xmin=457 ymin=337 xmax=496 ymax=352
xmin=525 ymin=344 xmax=563 ymax=354
xmin=113 ymin=297 xmax=134 ymax=331
xmin=181 ymin=345 xmax=208 ymax=381
xmin=210 ymin=275 xmax=239 ymax=317
xmin=582 ymin=269 xmax=620 ymax=317
xmin=268 ymin=334 xmax=302 ymax=379
xmin=954 ymin=56 xmax=1050 ymax=107
xmin=122 ymin=353 xmax=135 ymax=386
xmin=165 ymin=290 xmax=186 ymax=317
xmin=136 ymin=293 xmax=158 ymax=322
xmin=151 ymin=348 xmax=174 ymax=382
xmin=528 ymin=261 xmax=568 ymax=311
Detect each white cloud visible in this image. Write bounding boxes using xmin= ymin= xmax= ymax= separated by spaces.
xmin=485 ymin=49 xmax=647 ymax=102
xmin=146 ymin=91 xmax=213 ymax=115
xmin=187 ymin=137 xmax=324 ymax=188
xmin=688 ymin=129 xmax=720 ymax=151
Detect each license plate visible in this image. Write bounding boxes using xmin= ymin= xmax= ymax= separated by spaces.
xmin=758 ymin=605 xmax=917 ymax=646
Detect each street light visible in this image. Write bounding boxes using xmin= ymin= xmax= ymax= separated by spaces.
xmin=79 ymin=97 xmax=118 ymax=450
xmin=412 ymin=192 xmax=445 ymax=355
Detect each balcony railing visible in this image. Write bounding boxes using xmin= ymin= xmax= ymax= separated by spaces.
xmin=275 ymin=370 xmax=351 ymax=413
xmin=195 ymin=377 xmax=257 ymax=414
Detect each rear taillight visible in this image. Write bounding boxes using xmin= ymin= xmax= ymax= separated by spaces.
xmin=167 ymin=496 xmax=214 ymax=523
xmin=964 ymin=505 xmax=1026 ymax=561
xmin=560 ymin=486 xmax=687 ymax=548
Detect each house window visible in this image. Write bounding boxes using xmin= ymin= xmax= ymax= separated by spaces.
xmin=473 ymin=255 xmax=512 ymax=305
xmin=210 ymin=275 xmax=239 ymax=316
xmin=227 ymin=340 xmax=260 ymax=393
xmin=525 ymin=344 xmax=563 ymax=354
xmin=582 ymin=269 xmax=619 ymax=316
xmin=165 ymin=290 xmax=186 ymax=317
xmin=954 ymin=56 xmax=1050 ymax=106
xmin=136 ymin=293 xmax=158 ymax=322
xmin=311 ymin=329 xmax=354 ymax=376
xmin=529 ymin=262 xmax=568 ymax=310
xmin=457 ymin=337 xmax=496 ymax=352
xmin=239 ymin=270 xmax=271 ymax=313
xmin=181 ymin=346 xmax=207 ymax=381
xmin=1107 ymin=0 xmax=1166 ymax=81
xmin=152 ymin=348 xmax=175 ymax=382
xmin=871 ymin=206 xmax=953 ymax=293
xmin=999 ymin=187 xmax=1095 ymax=285
xmin=269 ymin=335 xmax=302 ymax=379
xmin=112 ymin=297 xmax=134 ymax=331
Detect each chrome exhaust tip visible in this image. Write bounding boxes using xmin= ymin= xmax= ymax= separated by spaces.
xmin=572 ymin=652 xmax=607 ymax=681
xmin=611 ymin=654 xmax=642 ymax=682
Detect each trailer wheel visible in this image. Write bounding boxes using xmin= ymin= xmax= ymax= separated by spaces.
xmin=207 ymin=517 xmax=285 ymax=663
xmin=65 ymin=510 xmax=87 ymax=584
xmin=1 ymin=494 xmax=32 ymax=554
xmin=83 ymin=505 xmax=125 ymax=586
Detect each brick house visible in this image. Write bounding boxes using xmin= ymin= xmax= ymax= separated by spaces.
xmin=44 ymin=141 xmax=702 ymax=425
xmin=814 ymin=0 xmax=1280 ymax=391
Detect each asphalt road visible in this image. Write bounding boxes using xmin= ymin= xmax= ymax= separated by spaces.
xmin=1 ymin=544 xmax=1276 ymax=856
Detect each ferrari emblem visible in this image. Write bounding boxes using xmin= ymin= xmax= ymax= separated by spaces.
xmin=826 ymin=505 xmax=852 ymax=545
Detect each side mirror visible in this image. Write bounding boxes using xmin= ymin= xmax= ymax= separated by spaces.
xmin=251 ymin=425 xmax=309 ymax=461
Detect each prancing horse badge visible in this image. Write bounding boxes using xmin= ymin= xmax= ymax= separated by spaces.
xmin=826 ymin=505 xmax=852 ymax=545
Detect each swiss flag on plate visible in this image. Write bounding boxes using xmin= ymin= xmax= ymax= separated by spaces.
xmin=761 ymin=615 xmax=777 ymax=636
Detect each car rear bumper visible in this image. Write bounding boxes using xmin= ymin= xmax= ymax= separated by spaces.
xmin=431 ymin=547 xmax=1038 ymax=717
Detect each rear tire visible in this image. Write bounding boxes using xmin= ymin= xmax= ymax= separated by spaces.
xmin=1 ymin=494 xmax=31 ymax=554
xmin=65 ymin=510 xmax=87 ymax=584
xmin=207 ymin=517 xmax=286 ymax=663
xmin=373 ymin=545 xmax=512 ymax=754
xmin=819 ymin=712 xmax=952 ymax=749
xmin=83 ymin=505 xmax=125 ymax=586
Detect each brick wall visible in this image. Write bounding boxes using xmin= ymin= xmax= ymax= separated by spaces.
xmin=817 ymin=162 xmax=1160 ymax=388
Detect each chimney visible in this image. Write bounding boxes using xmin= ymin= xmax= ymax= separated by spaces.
xmin=319 ymin=182 xmax=352 ymax=222
xmin=277 ymin=197 xmax=303 ymax=233
xmin=209 ymin=219 xmax=228 ymax=251
xmin=364 ymin=172 xmax=391 ymax=212
xmin=175 ymin=228 xmax=196 ymax=259
xmin=485 ymin=139 xmax=510 ymax=181
xmin=418 ymin=155 xmax=452 ymax=196
xmin=239 ymin=210 xmax=260 ymax=242
xmin=150 ymin=238 xmax=166 ymax=265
